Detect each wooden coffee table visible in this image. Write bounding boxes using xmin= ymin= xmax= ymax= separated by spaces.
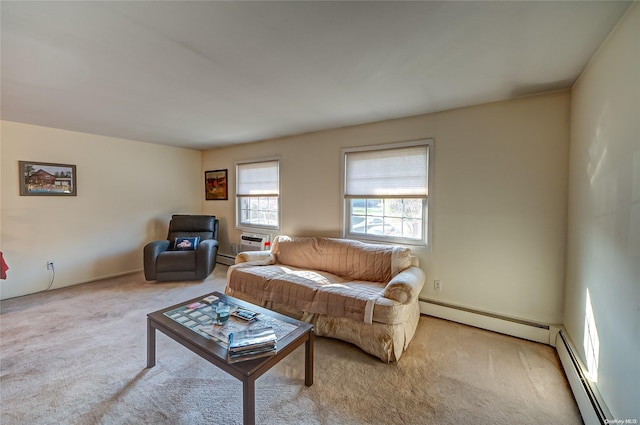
xmin=146 ymin=291 xmax=314 ymax=425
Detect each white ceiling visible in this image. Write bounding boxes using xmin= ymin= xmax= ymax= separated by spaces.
xmin=1 ymin=1 xmax=631 ymax=150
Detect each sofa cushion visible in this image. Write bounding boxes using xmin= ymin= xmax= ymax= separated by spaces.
xmin=272 ymin=236 xmax=412 ymax=282
xmin=228 ymin=263 xmax=411 ymax=325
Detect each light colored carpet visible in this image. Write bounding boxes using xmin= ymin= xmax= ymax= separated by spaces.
xmin=0 ymin=266 xmax=582 ymax=425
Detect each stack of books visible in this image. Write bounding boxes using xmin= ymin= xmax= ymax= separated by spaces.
xmin=227 ymin=327 xmax=277 ymax=363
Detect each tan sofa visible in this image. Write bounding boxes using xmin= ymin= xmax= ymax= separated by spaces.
xmin=225 ymin=236 xmax=425 ymax=362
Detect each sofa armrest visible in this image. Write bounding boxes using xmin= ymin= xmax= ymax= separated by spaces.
xmin=382 ymin=267 xmax=425 ymax=304
xmin=235 ymin=251 xmax=275 ymax=265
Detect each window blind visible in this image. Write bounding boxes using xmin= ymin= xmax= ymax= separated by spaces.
xmin=237 ymin=161 xmax=279 ymax=196
xmin=345 ymin=145 xmax=428 ymax=196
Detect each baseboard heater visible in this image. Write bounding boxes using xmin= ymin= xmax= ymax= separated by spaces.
xmin=556 ymin=330 xmax=611 ymax=425
xmin=420 ymin=297 xmax=549 ymax=329
xmin=419 ymin=297 xmax=550 ymax=344
xmin=216 ymin=253 xmax=236 ymax=266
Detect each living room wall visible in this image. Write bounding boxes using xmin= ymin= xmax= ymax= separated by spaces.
xmin=202 ymin=90 xmax=570 ymax=326
xmin=565 ymin=3 xmax=639 ymax=420
xmin=0 ymin=121 xmax=202 ymax=300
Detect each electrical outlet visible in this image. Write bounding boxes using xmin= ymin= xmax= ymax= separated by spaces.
xmin=47 ymin=261 xmax=55 ymax=270
xmin=434 ymin=280 xmax=442 ymax=291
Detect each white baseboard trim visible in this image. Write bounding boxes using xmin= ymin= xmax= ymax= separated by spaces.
xmin=555 ymin=329 xmax=612 ymax=425
xmin=419 ymin=298 xmax=550 ymax=344
xmin=81 ymin=268 xmax=143 ymax=284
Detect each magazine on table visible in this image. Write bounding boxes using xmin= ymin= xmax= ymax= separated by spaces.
xmin=228 ymin=327 xmax=277 ymax=352
xmin=227 ymin=346 xmax=276 ymax=363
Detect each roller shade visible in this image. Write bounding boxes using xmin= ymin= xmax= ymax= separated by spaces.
xmin=237 ymin=161 xmax=279 ymax=196
xmin=345 ymin=145 xmax=428 ymax=196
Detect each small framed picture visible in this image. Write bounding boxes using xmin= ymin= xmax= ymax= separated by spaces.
xmin=205 ymin=169 xmax=228 ymax=200
xmin=19 ymin=161 xmax=77 ymax=196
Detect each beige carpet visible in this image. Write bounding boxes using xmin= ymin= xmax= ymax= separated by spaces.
xmin=0 ymin=266 xmax=582 ymax=425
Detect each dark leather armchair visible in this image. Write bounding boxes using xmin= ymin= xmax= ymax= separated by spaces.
xmin=144 ymin=215 xmax=219 ymax=281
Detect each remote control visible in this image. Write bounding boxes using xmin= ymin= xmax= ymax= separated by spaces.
xmin=232 ymin=309 xmax=258 ymax=321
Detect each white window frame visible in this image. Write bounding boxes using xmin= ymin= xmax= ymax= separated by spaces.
xmin=342 ymin=139 xmax=432 ymax=247
xmin=235 ymin=158 xmax=280 ymax=231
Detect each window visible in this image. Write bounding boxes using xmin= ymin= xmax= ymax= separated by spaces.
xmin=236 ymin=160 xmax=280 ymax=229
xmin=343 ymin=141 xmax=431 ymax=245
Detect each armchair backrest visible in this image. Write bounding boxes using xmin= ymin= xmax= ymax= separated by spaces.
xmin=167 ymin=215 xmax=218 ymax=247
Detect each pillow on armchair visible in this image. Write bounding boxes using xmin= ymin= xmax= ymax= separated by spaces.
xmin=174 ymin=236 xmax=200 ymax=251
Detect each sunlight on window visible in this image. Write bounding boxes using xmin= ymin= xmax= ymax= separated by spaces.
xmin=584 ymin=289 xmax=600 ymax=382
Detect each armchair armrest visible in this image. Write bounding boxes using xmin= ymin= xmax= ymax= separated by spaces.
xmin=192 ymin=239 xmax=218 ymax=279
xmin=235 ymin=251 xmax=275 ymax=265
xmin=143 ymin=240 xmax=170 ymax=280
xmin=196 ymin=238 xmax=219 ymax=261
xmin=382 ymin=267 xmax=425 ymax=304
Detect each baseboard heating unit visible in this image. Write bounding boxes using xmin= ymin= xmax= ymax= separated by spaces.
xmin=556 ymin=330 xmax=612 ymax=425
xmin=419 ymin=297 xmax=550 ymax=344
xmin=216 ymin=253 xmax=236 ymax=266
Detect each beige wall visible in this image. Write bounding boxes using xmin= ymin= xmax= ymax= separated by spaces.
xmin=203 ymin=90 xmax=570 ymax=325
xmin=0 ymin=121 xmax=202 ymax=299
xmin=1 ymin=92 xmax=572 ymax=329
xmin=565 ymin=3 xmax=639 ymax=419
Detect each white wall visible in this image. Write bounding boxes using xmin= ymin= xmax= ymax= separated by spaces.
xmin=565 ymin=3 xmax=639 ymax=420
xmin=203 ymin=90 xmax=570 ymax=325
xmin=0 ymin=121 xmax=202 ymax=299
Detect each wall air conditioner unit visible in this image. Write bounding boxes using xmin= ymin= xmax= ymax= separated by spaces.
xmin=240 ymin=233 xmax=269 ymax=252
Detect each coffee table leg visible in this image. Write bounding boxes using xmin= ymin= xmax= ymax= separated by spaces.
xmin=243 ymin=379 xmax=255 ymax=425
xmin=305 ymin=330 xmax=314 ymax=386
xmin=147 ymin=319 xmax=156 ymax=368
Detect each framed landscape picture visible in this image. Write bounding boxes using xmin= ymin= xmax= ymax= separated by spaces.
xmin=19 ymin=161 xmax=77 ymax=196
xmin=205 ymin=169 xmax=228 ymax=200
